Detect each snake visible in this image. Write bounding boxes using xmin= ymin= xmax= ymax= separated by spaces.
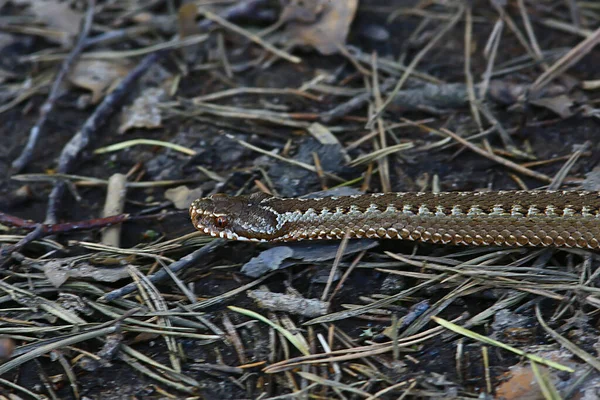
xmin=189 ymin=191 xmax=600 ymax=249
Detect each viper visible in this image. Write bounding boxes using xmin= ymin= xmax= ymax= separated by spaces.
xmin=189 ymin=191 xmax=600 ymax=249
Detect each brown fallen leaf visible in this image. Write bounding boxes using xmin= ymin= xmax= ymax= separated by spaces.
xmin=496 ymin=364 xmax=543 ymax=400
xmin=165 ymin=186 xmax=203 ymax=210
xmin=68 ymin=59 xmax=132 ymax=104
xmin=282 ymin=0 xmax=358 ymax=55
xmin=530 ymin=95 xmax=575 ymax=118
xmin=17 ymin=0 xmax=84 ymax=47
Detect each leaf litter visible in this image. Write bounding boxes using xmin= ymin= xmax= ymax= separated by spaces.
xmin=0 ymin=0 xmax=599 ymax=398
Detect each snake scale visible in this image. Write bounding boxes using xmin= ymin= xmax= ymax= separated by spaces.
xmin=189 ymin=191 xmax=600 ymax=249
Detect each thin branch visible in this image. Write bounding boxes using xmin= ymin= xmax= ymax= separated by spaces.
xmin=11 ymin=0 xmax=96 ymax=173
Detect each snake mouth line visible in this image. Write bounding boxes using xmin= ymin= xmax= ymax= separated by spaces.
xmin=197 ymin=225 xmax=266 ymax=242
xmin=198 ymin=226 xmax=238 ymax=240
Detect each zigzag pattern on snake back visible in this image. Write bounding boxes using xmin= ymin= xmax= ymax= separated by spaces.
xmin=189 ymin=191 xmax=600 ymax=249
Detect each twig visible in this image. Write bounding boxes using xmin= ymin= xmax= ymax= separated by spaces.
xmin=101 ymin=173 xmax=128 ymax=247
xmin=440 ymin=128 xmax=553 ymax=183
xmin=100 ymin=239 xmax=225 ymax=302
xmin=45 ymin=51 xmax=164 ymax=224
xmin=11 ymin=0 xmax=96 ymax=173
xmin=366 ymin=5 xmax=464 ymax=128
xmin=0 ymin=212 xmax=130 ymax=234
xmin=320 ymin=78 xmax=395 ymax=123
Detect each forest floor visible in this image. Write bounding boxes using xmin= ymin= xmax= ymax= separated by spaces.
xmin=1 ymin=0 xmax=600 ymax=399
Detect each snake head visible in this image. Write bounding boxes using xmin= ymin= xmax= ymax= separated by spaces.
xmin=189 ymin=192 xmax=280 ymax=241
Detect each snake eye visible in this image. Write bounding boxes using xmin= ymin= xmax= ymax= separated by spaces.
xmin=215 ymin=216 xmax=227 ymax=229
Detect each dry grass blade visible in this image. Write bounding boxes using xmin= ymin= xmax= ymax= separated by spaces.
xmin=441 ymin=128 xmax=553 ymax=182
xmin=189 ymin=102 xmax=310 ymax=128
xmin=94 ymin=139 xmax=197 ymax=156
xmin=535 ymin=304 xmax=600 ymax=373
xmin=191 ymin=87 xmax=321 ymax=103
xmin=3 ymin=1 xmax=599 ymax=396
xmin=228 ymin=306 xmax=310 ymax=356
xmin=531 ymin=361 xmax=562 ymax=400
xmin=432 ymin=316 xmax=574 ymax=372
xmin=119 ymin=344 xmax=201 ymax=387
xmin=23 ymin=34 xmax=209 ymax=62
xmin=304 ymin=277 xmax=443 ymax=325
xmin=296 ymin=371 xmax=371 ymax=397
xmin=196 ymin=7 xmax=300 ymax=64
xmin=366 ymin=5 xmax=464 ymax=128
xmin=265 ymin=321 xmax=454 ymax=374
xmin=530 ymin=27 xmax=600 ymax=93
xmin=0 ymin=377 xmax=45 ymax=400
xmin=189 ymin=273 xmax=273 ymax=310
xmin=127 ymin=266 xmax=182 ymax=372
xmin=0 ymin=326 xmax=117 ymax=375
xmin=117 ymin=351 xmax=198 ymax=394
xmin=12 ymin=172 xmax=200 ymax=189
xmin=464 ymin=5 xmax=482 ymax=130
xmin=348 ymin=142 xmax=414 ymax=166
xmin=224 ymin=133 xmax=345 ymax=182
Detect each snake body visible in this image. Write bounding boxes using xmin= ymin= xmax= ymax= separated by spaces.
xmin=189 ymin=191 xmax=600 ymax=249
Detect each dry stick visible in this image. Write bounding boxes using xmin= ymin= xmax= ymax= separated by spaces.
xmin=366 ymin=5 xmax=465 ymax=129
xmin=0 ymin=212 xmax=130 ymax=234
xmin=45 ymin=51 xmax=163 ymax=224
xmin=0 ymin=225 xmax=44 ymax=267
xmin=101 ymin=173 xmax=128 ymax=247
xmin=440 ymin=128 xmax=553 ymax=183
xmin=320 ymin=78 xmax=396 ymax=123
xmin=11 ymin=0 xmax=96 ymax=173
xmin=100 ymin=239 xmax=225 ymax=302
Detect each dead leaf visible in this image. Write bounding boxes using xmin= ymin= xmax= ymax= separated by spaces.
xmin=118 ymin=87 xmax=166 ymax=133
xmin=165 ymin=186 xmax=203 ymax=210
xmin=530 ymin=95 xmax=575 ymax=118
xmin=43 ymin=260 xmax=130 ymax=288
xmin=69 ymin=59 xmax=132 ymax=103
xmin=279 ymin=0 xmax=324 ymax=24
xmin=496 ymin=365 xmax=542 ymax=400
xmin=23 ymin=0 xmax=84 ymax=47
xmin=282 ymin=0 xmax=358 ymax=55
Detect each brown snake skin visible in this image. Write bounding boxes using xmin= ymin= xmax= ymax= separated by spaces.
xmin=189 ymin=191 xmax=600 ymax=249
